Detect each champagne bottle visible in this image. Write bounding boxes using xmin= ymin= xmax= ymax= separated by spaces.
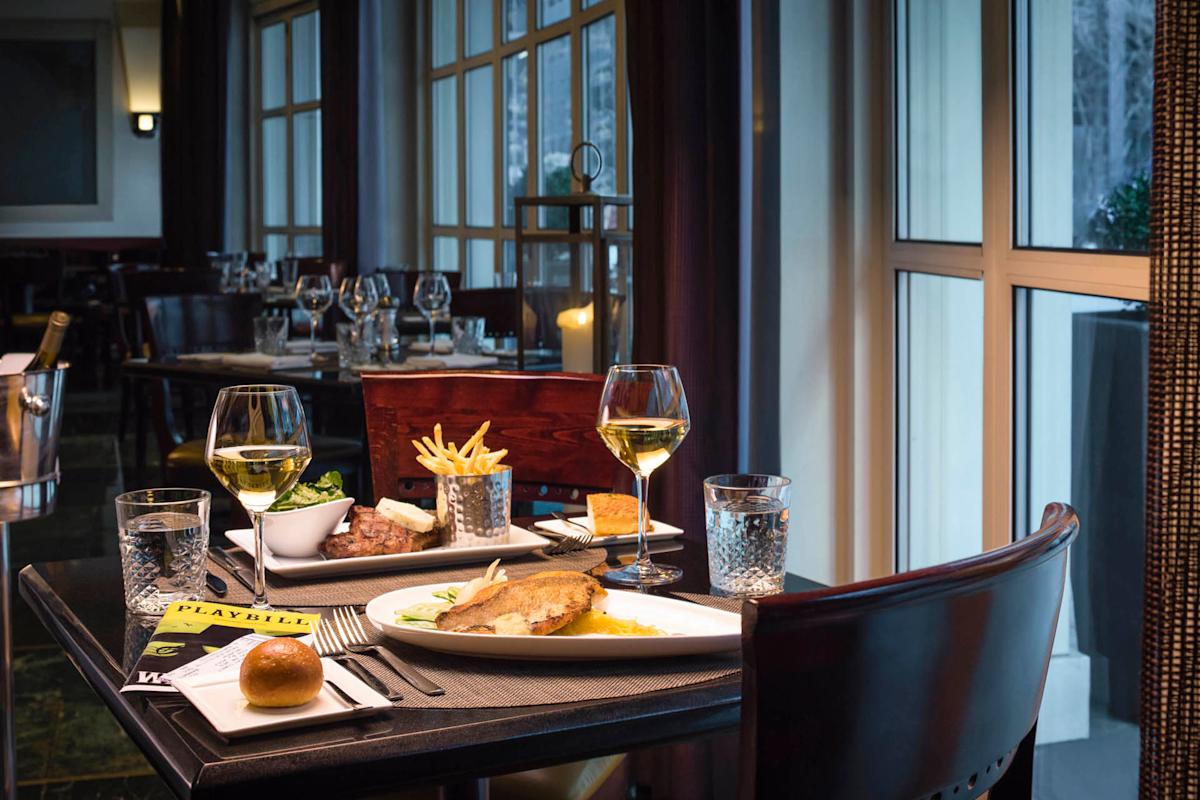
xmin=26 ymin=311 xmax=71 ymax=371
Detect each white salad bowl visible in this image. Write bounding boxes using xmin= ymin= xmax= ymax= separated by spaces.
xmin=261 ymin=497 xmax=355 ymax=557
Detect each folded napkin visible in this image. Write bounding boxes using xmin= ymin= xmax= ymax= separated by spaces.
xmin=176 ymin=352 xmax=313 ymax=370
xmin=284 ymin=339 xmax=338 ymax=354
xmin=405 ymin=353 xmax=500 ymax=369
xmin=408 ymin=340 xmax=454 ymax=354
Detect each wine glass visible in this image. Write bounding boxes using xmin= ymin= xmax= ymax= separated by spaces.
xmin=205 ymin=385 xmax=312 ymax=609
xmin=413 ymin=272 xmax=452 ymax=355
xmin=295 ymin=275 xmax=334 ymax=361
xmin=596 ymin=365 xmax=691 ymax=586
xmin=338 ymin=277 xmax=380 ymax=354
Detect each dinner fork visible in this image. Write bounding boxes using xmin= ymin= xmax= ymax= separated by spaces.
xmin=310 ymin=619 xmax=402 ymax=702
xmin=543 ymin=515 xmax=594 ymax=555
xmin=331 ymin=606 xmax=446 ymax=696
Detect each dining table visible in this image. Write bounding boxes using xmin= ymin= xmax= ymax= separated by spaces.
xmin=17 ymin=529 xmax=820 ymax=799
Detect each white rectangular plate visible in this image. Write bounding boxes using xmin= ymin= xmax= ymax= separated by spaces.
xmin=172 ymin=658 xmax=390 ymax=738
xmin=532 ymin=516 xmax=684 ymax=547
xmin=365 ymin=582 xmax=740 ymax=660
xmin=226 ymin=524 xmax=552 ymax=579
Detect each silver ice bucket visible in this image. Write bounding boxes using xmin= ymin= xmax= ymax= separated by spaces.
xmin=0 ymin=365 xmax=67 ymax=522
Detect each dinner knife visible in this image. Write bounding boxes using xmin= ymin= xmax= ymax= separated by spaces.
xmin=211 ymin=548 xmax=255 ymax=592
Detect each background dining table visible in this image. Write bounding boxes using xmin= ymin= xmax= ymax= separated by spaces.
xmin=17 ymin=532 xmax=820 ymax=799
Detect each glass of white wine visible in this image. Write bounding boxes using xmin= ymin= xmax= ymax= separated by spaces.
xmin=205 ymin=385 xmax=312 ymax=609
xmin=596 ymin=364 xmax=691 ymax=586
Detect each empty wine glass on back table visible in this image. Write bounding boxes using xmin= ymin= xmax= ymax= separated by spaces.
xmin=413 ymin=271 xmax=452 ymax=354
xmin=339 ymin=276 xmax=380 ymax=356
xmin=206 ymin=385 xmax=312 ymax=609
xmin=596 ymin=364 xmax=691 ymax=586
xmin=295 ymin=275 xmax=334 ymax=361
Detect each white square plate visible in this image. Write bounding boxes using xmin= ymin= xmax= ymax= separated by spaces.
xmin=531 ymin=516 xmax=684 ymax=547
xmin=226 ymin=524 xmax=553 ymax=579
xmin=172 ymin=658 xmax=391 ymax=738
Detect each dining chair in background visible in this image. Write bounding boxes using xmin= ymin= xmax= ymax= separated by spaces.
xmin=739 ymin=502 xmax=1079 ymax=800
xmin=140 ymin=294 xmax=362 ymax=523
xmin=361 ymin=370 xmax=628 ymax=506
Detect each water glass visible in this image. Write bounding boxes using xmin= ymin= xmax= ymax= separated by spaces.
xmin=452 ymin=316 xmax=486 ymax=354
xmin=336 ymin=322 xmax=357 ymax=368
xmin=116 ymin=488 xmax=211 ymax=615
xmin=279 ymin=256 xmax=299 ymax=289
xmin=703 ymin=474 xmax=791 ymax=597
xmin=253 ymin=316 xmax=288 ymax=355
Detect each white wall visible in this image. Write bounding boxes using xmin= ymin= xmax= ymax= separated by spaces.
xmin=0 ymin=0 xmax=161 ymax=238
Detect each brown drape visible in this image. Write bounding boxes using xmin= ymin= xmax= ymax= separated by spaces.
xmin=1142 ymin=0 xmax=1200 ymax=795
xmin=160 ymin=0 xmax=230 ymax=269
xmin=320 ymin=0 xmax=358 ymax=274
xmin=626 ymin=0 xmax=741 ymax=542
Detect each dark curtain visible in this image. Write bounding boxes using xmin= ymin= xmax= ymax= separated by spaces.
xmin=160 ymin=0 xmax=230 ymax=269
xmin=320 ymin=0 xmax=359 ymax=274
xmin=626 ymin=0 xmax=741 ymax=541
xmin=1142 ymin=0 xmax=1200 ymax=795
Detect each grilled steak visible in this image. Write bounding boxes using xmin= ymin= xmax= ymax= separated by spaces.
xmin=435 ymin=571 xmax=606 ymax=635
xmin=318 ymin=505 xmax=440 ymax=559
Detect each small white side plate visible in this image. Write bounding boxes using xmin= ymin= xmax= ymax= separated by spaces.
xmin=366 ymin=582 xmax=740 ymax=660
xmin=532 ymin=516 xmax=684 ymax=547
xmin=226 ymin=525 xmax=552 ymax=579
xmin=172 ymin=658 xmax=391 ymax=738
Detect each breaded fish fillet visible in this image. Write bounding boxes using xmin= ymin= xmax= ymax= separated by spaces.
xmin=435 ymin=571 xmax=607 ymax=635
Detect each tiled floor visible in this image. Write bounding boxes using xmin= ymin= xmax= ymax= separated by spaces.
xmin=9 ymin=389 xmax=172 ymax=799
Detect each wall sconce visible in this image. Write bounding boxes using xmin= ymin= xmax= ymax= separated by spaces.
xmin=131 ymin=112 xmax=159 ymax=138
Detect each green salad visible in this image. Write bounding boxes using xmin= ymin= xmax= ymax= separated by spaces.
xmin=268 ymin=470 xmax=346 ymax=512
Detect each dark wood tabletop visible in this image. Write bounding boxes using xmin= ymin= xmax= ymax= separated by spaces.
xmin=17 ymin=536 xmax=819 ymax=799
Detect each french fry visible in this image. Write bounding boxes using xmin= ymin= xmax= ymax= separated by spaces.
xmin=412 ymin=421 xmax=507 ymax=476
xmin=412 ymin=438 xmax=432 ymax=459
xmin=460 ymin=421 xmax=490 ymax=458
xmin=434 ymin=423 xmax=444 ymax=452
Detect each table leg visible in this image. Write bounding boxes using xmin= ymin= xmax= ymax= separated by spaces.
xmin=0 ymin=522 xmax=15 ymax=800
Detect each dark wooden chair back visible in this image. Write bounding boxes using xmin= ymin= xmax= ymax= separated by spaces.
xmin=113 ymin=268 xmax=222 ymax=357
xmin=740 ymin=503 xmax=1079 ymax=800
xmin=142 ymin=294 xmax=261 ymax=359
xmin=296 ymin=257 xmax=347 ymax=286
xmin=361 ymin=371 xmax=627 ymax=504
xmin=451 ymin=288 xmax=520 ymax=337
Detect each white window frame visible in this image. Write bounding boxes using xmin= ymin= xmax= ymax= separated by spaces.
xmin=425 ymin=0 xmax=629 ymax=285
xmin=886 ymin=0 xmax=1150 ymax=563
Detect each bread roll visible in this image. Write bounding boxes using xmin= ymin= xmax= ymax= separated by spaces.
xmin=239 ymin=638 xmax=324 ymax=707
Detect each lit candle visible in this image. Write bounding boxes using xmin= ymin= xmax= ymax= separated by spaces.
xmin=556 ymin=302 xmax=595 ymax=373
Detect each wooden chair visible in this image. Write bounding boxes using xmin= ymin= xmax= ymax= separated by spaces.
xmin=361 ymin=371 xmax=627 ymax=504
xmin=739 ymin=502 xmax=1080 ymax=800
xmin=141 ymin=294 xmax=362 ymax=504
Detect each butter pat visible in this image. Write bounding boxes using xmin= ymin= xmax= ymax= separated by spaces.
xmin=376 ymin=498 xmax=436 ymax=533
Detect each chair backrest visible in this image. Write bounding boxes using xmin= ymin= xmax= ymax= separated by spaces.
xmin=451 ymin=288 xmax=520 ymax=337
xmin=142 ymin=294 xmax=261 ymax=359
xmin=739 ymin=503 xmax=1079 ymax=800
xmin=361 ymin=371 xmax=627 ymax=504
xmin=295 ymin=257 xmax=347 ymax=286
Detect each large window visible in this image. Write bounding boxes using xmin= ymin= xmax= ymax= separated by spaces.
xmin=427 ymin=0 xmax=629 ymax=288
xmin=893 ymin=0 xmax=1151 ymax=797
xmin=254 ymin=4 xmax=322 ymax=263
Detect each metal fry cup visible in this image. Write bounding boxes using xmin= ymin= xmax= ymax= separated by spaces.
xmin=435 ymin=466 xmax=512 ymax=547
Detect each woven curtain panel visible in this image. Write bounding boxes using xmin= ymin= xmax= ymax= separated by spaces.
xmin=1143 ymin=0 xmax=1200 ymax=794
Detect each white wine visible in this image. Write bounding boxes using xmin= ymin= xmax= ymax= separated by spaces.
xmin=596 ymin=417 xmax=689 ymax=477
xmin=208 ymin=445 xmax=312 ymax=513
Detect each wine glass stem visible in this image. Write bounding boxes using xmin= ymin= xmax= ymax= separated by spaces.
xmin=634 ymin=472 xmax=651 ymax=572
xmin=309 ymin=312 xmax=318 ymax=359
xmin=429 ymin=318 xmax=436 ymax=354
xmin=250 ymin=510 xmax=270 ymax=609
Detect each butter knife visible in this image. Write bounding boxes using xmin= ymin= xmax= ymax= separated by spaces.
xmin=211 ymin=548 xmax=255 ymax=592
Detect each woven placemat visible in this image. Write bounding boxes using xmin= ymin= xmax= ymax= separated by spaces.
xmin=333 ymin=604 xmax=741 ymax=709
xmin=206 ymin=547 xmax=607 ymax=607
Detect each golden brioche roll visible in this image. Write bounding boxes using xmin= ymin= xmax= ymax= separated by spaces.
xmin=239 ymin=638 xmax=323 ymax=707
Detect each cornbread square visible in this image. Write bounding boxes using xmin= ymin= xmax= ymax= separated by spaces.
xmin=586 ymin=493 xmax=653 ymax=536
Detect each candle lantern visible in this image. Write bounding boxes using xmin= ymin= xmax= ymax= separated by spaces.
xmin=513 ymin=142 xmax=633 ymax=373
